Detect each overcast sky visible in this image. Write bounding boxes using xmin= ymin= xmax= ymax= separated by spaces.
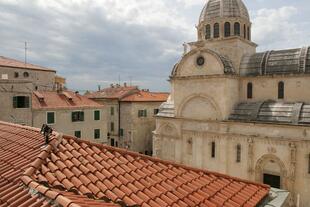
xmin=0 ymin=0 xmax=310 ymax=92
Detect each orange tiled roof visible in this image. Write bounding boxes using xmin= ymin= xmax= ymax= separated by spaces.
xmin=121 ymin=91 xmax=169 ymax=102
xmin=32 ymin=91 xmax=104 ymax=110
xmin=24 ymin=132 xmax=268 ymax=206
xmin=0 ymin=56 xmax=56 ymax=72
xmin=86 ymin=86 xmax=139 ymax=100
xmin=0 ymin=121 xmax=118 ymax=207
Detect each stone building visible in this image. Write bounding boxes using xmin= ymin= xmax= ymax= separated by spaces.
xmin=0 ymin=56 xmax=57 ymax=91
xmin=32 ymin=90 xmax=107 ymax=143
xmin=153 ymin=0 xmax=310 ymax=206
xmin=87 ymin=84 xmax=169 ymax=154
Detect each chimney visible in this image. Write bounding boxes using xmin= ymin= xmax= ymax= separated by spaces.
xmin=124 ymin=82 xmax=127 ymax=87
xmin=98 ymin=85 xmax=101 ymax=91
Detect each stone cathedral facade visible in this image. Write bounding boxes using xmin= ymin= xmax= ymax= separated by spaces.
xmin=153 ymin=0 xmax=310 ymax=206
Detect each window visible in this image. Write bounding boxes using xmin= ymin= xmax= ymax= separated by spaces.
xmin=94 ymin=129 xmax=100 ymax=139
xmin=110 ymin=107 xmax=114 ymax=116
xmin=154 ymin=109 xmax=159 ymax=115
xmin=110 ymin=122 xmax=115 ymax=132
xmin=247 ymin=82 xmax=253 ymax=99
xmin=278 ymin=81 xmax=284 ymax=99
xmin=247 ymin=26 xmax=251 ymax=40
xmin=115 ymin=141 xmax=118 ymax=147
xmin=244 ymin=24 xmax=246 ymax=38
xmin=111 ymin=138 xmax=115 ymax=146
xmin=14 ymin=72 xmax=19 ymax=78
xmin=71 ymin=111 xmax=84 ymax=122
xmin=138 ymin=109 xmax=147 ymax=117
xmin=75 ymin=131 xmax=81 ymax=138
xmin=205 ymin=24 xmax=211 ymax=39
xmin=236 ymin=144 xmax=241 ymax=163
xmin=119 ymin=128 xmax=124 ymax=137
xmin=23 ymin=72 xmax=29 ymax=78
xmin=224 ymin=22 xmax=231 ymax=37
xmin=211 ymin=141 xmax=216 ymax=158
xmin=13 ymin=96 xmax=30 ymax=108
xmin=94 ymin=110 xmax=100 ymax=120
xmin=214 ymin=23 xmax=220 ymax=38
xmin=234 ymin=22 xmax=240 ymax=36
xmin=47 ymin=112 xmax=55 ymax=124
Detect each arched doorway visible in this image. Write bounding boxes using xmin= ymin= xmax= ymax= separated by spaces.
xmin=255 ymin=154 xmax=288 ymax=189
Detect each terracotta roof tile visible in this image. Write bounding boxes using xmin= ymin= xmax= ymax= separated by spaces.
xmin=121 ymin=91 xmax=169 ymax=102
xmin=32 ymin=91 xmax=103 ymax=110
xmin=1 ymin=121 xmax=270 ymax=207
xmin=0 ymin=56 xmax=56 ymax=72
xmin=86 ymin=86 xmax=139 ymax=99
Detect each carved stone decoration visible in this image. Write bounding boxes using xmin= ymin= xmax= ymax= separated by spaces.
xmin=288 ymin=142 xmax=297 ymax=206
xmin=247 ymin=138 xmax=254 ymax=177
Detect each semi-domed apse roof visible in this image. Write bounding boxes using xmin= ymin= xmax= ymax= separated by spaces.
xmin=199 ymin=0 xmax=250 ymax=23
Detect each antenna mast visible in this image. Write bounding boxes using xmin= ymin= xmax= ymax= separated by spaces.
xmin=24 ymin=42 xmax=28 ymax=68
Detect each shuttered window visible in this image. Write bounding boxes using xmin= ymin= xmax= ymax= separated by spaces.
xmin=94 ymin=110 xmax=100 ymax=120
xmin=214 ymin=23 xmax=220 ymax=38
xmin=75 ymin=131 xmax=81 ymax=138
xmin=234 ymin=22 xmax=240 ymax=36
xmin=47 ymin=112 xmax=55 ymax=124
xmin=72 ymin=111 xmax=84 ymax=122
xmin=224 ymin=22 xmax=231 ymax=37
xmin=94 ymin=129 xmax=100 ymax=139
xmin=13 ymin=96 xmax=30 ymax=108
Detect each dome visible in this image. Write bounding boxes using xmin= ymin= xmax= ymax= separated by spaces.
xmin=199 ymin=0 xmax=250 ymax=23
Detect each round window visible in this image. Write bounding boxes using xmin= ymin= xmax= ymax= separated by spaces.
xmin=23 ymin=72 xmax=29 ymax=78
xmin=196 ymin=56 xmax=205 ymax=66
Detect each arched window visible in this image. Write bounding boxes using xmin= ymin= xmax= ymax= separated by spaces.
xmin=205 ymin=24 xmax=211 ymax=40
xmin=214 ymin=23 xmax=220 ymax=38
xmin=247 ymin=82 xmax=253 ymax=99
xmin=278 ymin=81 xmax=284 ymax=99
xmin=23 ymin=72 xmax=29 ymax=78
xmin=244 ymin=24 xmax=246 ymax=38
xmin=236 ymin=144 xmax=241 ymax=163
xmin=211 ymin=141 xmax=216 ymax=158
xmin=224 ymin=22 xmax=231 ymax=37
xmin=247 ymin=26 xmax=251 ymax=40
xmin=234 ymin=22 xmax=240 ymax=36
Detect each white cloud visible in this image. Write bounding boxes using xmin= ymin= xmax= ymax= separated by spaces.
xmin=251 ymin=6 xmax=304 ymax=50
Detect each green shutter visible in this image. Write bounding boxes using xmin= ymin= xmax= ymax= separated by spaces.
xmin=144 ymin=109 xmax=147 ymax=117
xmin=13 ymin=96 xmax=17 ymax=108
xmin=80 ymin=112 xmax=84 ymax=121
xmin=71 ymin=112 xmax=75 ymax=122
xmin=94 ymin=129 xmax=100 ymax=139
xmin=94 ymin=110 xmax=100 ymax=120
xmin=47 ymin=112 xmax=55 ymax=124
xmin=24 ymin=96 xmax=30 ymax=108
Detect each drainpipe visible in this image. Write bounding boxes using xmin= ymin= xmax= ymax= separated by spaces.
xmin=118 ymin=100 xmax=121 ymax=145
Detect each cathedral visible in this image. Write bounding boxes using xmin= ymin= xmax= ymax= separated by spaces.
xmin=153 ymin=0 xmax=310 ymax=206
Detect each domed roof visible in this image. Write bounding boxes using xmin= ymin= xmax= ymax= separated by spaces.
xmin=199 ymin=0 xmax=250 ymax=23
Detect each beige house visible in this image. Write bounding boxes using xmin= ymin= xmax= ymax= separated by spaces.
xmin=87 ymin=84 xmax=169 ymax=154
xmin=0 ymin=56 xmax=67 ymax=125
xmin=32 ymin=90 xmax=107 ymax=143
xmin=154 ymin=0 xmax=310 ymax=206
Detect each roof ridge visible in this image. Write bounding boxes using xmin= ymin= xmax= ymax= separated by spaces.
xmin=0 ymin=121 xmax=41 ymax=133
xmin=62 ymin=134 xmax=269 ymax=189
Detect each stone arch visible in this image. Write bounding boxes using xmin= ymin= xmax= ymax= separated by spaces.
xmin=157 ymin=122 xmax=179 ymax=138
xmin=255 ymin=154 xmax=288 ymax=189
xmin=177 ymin=94 xmax=222 ymax=121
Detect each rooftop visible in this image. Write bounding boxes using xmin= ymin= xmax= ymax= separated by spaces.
xmin=0 ymin=56 xmax=56 ymax=73
xmin=0 ymin=121 xmax=270 ymax=207
xmin=121 ymin=91 xmax=169 ymax=102
xmin=32 ymin=90 xmax=104 ymax=110
xmin=86 ymin=85 xmax=139 ymax=100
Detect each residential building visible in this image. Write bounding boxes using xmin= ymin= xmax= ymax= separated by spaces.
xmin=0 ymin=56 xmax=57 ymax=91
xmin=0 ymin=121 xmax=289 ymax=207
xmin=87 ymin=84 xmax=168 ymax=154
xmin=32 ymin=90 xmax=107 ymax=143
xmin=154 ymin=0 xmax=310 ymax=206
